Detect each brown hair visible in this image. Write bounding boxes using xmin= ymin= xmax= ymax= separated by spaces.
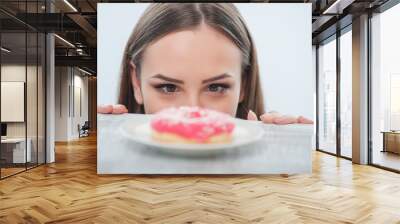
xmin=118 ymin=3 xmax=265 ymax=119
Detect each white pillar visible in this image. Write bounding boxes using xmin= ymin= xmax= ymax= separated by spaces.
xmin=45 ymin=0 xmax=56 ymax=163
xmin=46 ymin=33 xmax=55 ymax=163
xmin=352 ymin=14 xmax=369 ymax=164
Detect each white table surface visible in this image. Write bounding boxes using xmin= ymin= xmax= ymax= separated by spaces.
xmin=97 ymin=114 xmax=314 ymax=174
xmin=1 ymin=137 xmax=32 ymax=163
xmin=1 ymin=137 xmax=26 ymax=143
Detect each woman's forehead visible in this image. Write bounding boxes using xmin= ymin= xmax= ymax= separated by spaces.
xmin=140 ymin=24 xmax=242 ymax=80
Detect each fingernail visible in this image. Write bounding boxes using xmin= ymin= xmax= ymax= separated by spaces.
xmin=247 ymin=110 xmax=258 ymax=121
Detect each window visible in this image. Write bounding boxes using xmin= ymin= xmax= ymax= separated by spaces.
xmin=0 ymin=1 xmax=47 ymax=179
xmin=371 ymin=2 xmax=400 ymax=171
xmin=318 ymin=36 xmax=337 ymax=155
xmin=339 ymin=29 xmax=352 ymax=158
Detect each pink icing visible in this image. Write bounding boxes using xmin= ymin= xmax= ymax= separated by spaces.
xmin=150 ymin=106 xmax=235 ymax=143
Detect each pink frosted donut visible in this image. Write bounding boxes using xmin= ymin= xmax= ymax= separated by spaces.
xmin=150 ymin=106 xmax=235 ymax=144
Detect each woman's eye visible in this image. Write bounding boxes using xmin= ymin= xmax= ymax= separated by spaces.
xmin=207 ymin=84 xmax=229 ymax=93
xmin=155 ymin=84 xmax=178 ymax=94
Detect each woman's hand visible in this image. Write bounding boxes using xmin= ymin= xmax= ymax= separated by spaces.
xmin=247 ymin=110 xmax=313 ymax=125
xmin=97 ymin=104 xmax=128 ymax=114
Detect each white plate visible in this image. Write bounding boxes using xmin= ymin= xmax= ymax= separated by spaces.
xmin=119 ymin=117 xmax=265 ymax=156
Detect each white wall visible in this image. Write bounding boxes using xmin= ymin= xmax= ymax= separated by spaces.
xmin=1 ymin=82 xmax=24 ymax=123
xmin=237 ymin=4 xmax=313 ymax=118
xmin=72 ymin=73 xmax=89 ymax=138
xmin=54 ymin=67 xmax=89 ymax=141
xmin=1 ymin=65 xmax=41 ymax=138
xmin=55 ymin=67 xmax=70 ymax=141
xmin=312 ymin=45 xmax=317 ymax=150
xmin=98 ymin=3 xmax=313 ymax=118
xmin=1 ymin=63 xmax=46 ymax=164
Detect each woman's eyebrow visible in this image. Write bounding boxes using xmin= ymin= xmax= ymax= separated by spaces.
xmin=151 ymin=74 xmax=184 ymax=84
xmin=202 ymin=73 xmax=232 ymax=84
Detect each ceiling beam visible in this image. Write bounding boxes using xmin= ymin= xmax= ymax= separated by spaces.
xmin=322 ymin=0 xmax=356 ymax=14
xmin=55 ymin=55 xmax=96 ymax=72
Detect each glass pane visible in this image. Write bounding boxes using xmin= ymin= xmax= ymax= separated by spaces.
xmin=390 ymin=75 xmax=400 ymax=130
xmin=26 ymin=0 xmax=39 ymax=169
xmin=38 ymin=32 xmax=45 ymax=165
xmin=0 ymin=1 xmax=46 ymax=178
xmin=27 ymin=31 xmax=38 ymax=169
xmin=371 ymin=3 xmax=400 ymax=171
xmin=340 ymin=30 xmax=352 ymax=158
xmin=318 ymin=37 xmax=337 ymax=154
xmin=1 ymin=31 xmax=27 ymax=177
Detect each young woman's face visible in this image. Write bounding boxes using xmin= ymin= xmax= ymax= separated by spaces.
xmin=131 ymin=24 xmax=243 ymax=116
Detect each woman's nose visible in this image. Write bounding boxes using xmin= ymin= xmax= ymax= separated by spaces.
xmin=185 ymin=94 xmax=202 ymax=107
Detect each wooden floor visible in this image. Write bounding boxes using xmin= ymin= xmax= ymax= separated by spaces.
xmin=1 ymin=167 xmax=26 ymax=178
xmin=1 ymin=135 xmax=400 ymax=223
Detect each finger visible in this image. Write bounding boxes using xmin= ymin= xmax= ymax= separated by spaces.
xmin=260 ymin=112 xmax=281 ymax=123
xmin=247 ymin=110 xmax=258 ymax=121
xmin=273 ymin=115 xmax=298 ymax=125
xmin=297 ymin=116 xmax=314 ymax=124
xmin=97 ymin=105 xmax=113 ymax=114
xmin=112 ymin=104 xmax=128 ymax=114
